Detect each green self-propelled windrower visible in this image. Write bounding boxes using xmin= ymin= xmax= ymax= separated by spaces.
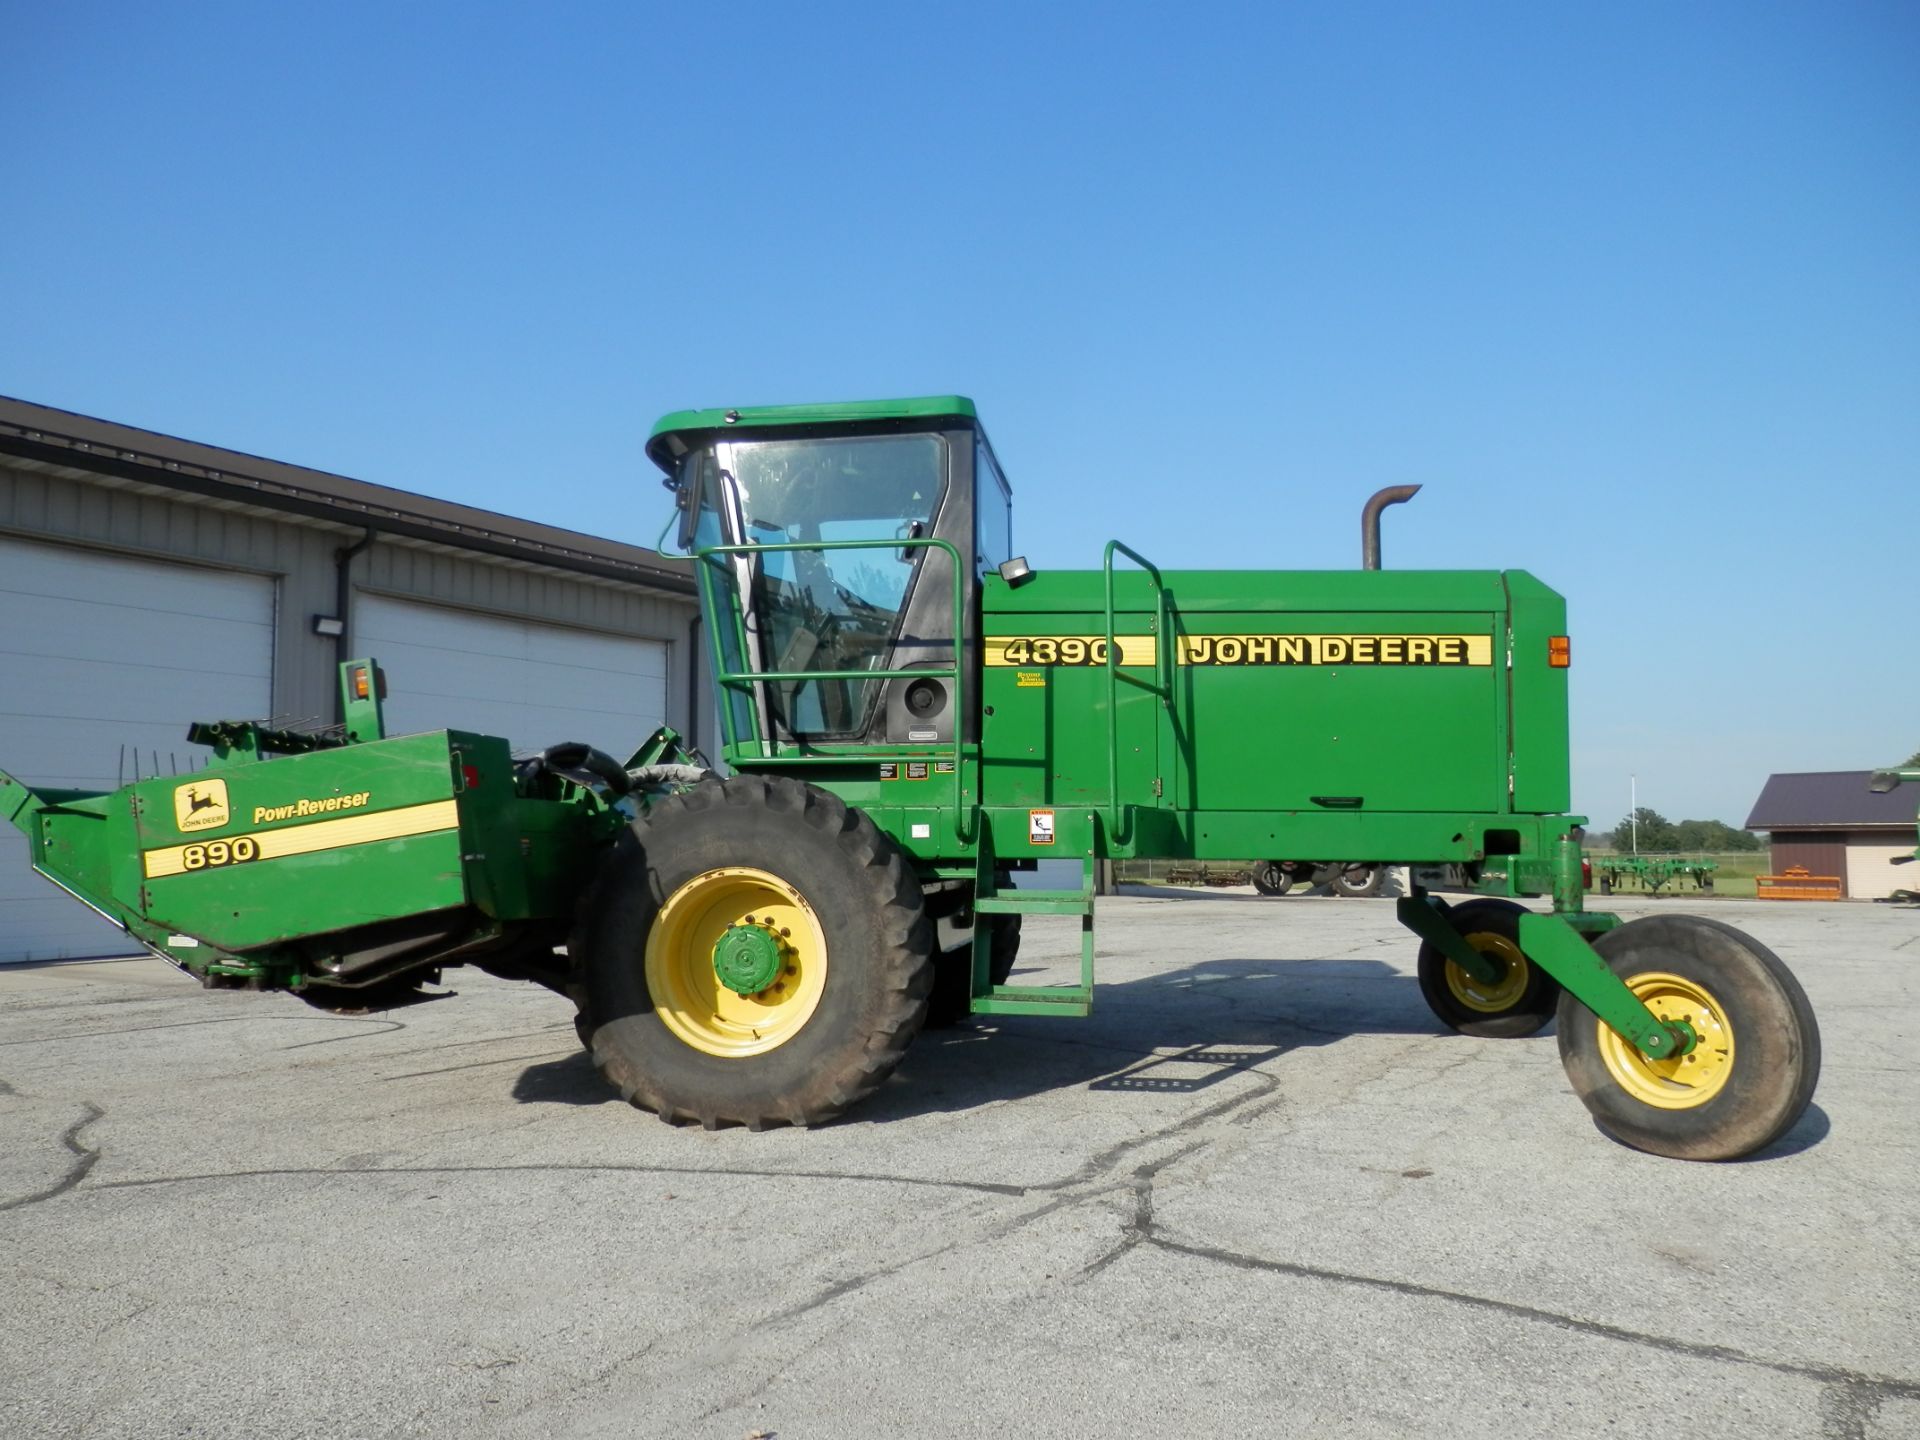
xmin=2 ymin=396 xmax=1821 ymax=1161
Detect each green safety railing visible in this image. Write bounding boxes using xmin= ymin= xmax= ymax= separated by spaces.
xmin=694 ymin=535 xmax=975 ymax=843
xmin=1102 ymin=540 xmax=1175 ymax=846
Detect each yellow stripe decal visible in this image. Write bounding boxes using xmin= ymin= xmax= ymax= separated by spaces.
xmin=142 ymin=800 xmax=460 ymax=879
xmin=984 ymin=636 xmax=1158 ymax=667
xmin=986 ymin=633 xmax=1494 ymax=668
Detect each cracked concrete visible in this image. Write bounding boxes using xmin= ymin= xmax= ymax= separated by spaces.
xmin=1 ymin=895 xmax=1913 ymax=1438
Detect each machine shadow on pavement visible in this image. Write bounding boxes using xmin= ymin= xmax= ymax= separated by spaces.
xmin=510 ymin=954 xmax=1439 ymax=1124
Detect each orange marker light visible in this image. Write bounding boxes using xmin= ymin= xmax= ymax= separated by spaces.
xmin=1549 ymin=636 xmax=1571 ymax=668
xmin=351 ymin=667 xmax=370 ymax=699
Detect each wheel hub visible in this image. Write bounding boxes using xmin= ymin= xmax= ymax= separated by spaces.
xmin=1596 ymin=971 xmax=1734 ymax=1109
xmin=1446 ymin=934 xmax=1528 ymax=1012
xmin=645 ymin=867 xmax=827 ymax=1058
xmin=712 ymin=922 xmax=785 ymax=996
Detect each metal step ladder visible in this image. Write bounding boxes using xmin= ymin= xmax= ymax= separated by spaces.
xmin=968 ymin=834 xmax=1096 ymax=1017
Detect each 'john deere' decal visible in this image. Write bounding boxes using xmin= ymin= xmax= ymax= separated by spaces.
xmin=1177 ymin=634 xmax=1493 ymax=667
xmin=986 ymin=634 xmax=1493 ymax=668
xmin=173 ymin=779 xmax=230 ymax=833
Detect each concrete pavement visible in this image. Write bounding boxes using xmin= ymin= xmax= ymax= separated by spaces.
xmin=2 ymin=893 xmax=1914 ymax=1438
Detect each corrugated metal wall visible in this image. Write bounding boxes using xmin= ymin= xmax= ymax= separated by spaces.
xmin=0 ymin=456 xmax=701 ymax=742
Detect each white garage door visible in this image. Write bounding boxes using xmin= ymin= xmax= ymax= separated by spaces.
xmin=1847 ymin=841 xmax=1916 ymax=901
xmin=355 ymin=594 xmax=668 ymax=759
xmin=0 ymin=536 xmax=275 ymax=962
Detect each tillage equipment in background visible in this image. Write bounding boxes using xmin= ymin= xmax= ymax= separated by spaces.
xmin=0 ymin=397 xmax=1820 ymax=1161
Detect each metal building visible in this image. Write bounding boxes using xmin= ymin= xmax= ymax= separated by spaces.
xmin=1 ymin=396 xmax=706 ymax=963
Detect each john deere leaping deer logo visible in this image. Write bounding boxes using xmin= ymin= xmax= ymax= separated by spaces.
xmin=173 ymin=778 xmax=230 ymax=833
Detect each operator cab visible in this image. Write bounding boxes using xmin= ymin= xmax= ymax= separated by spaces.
xmin=647 ymin=397 xmax=1011 ymax=753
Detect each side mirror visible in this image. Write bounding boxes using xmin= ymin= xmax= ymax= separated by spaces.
xmin=675 ymin=496 xmax=697 ymax=554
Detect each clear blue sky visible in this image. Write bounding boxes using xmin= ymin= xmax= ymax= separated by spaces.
xmin=6 ymin=2 xmax=1914 ymax=830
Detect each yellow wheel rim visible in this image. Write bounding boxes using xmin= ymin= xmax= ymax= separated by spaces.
xmin=1444 ymin=933 xmax=1529 ymax=1013
xmin=1596 ymin=971 xmax=1734 ymax=1110
xmin=645 ymin=867 xmax=827 ymax=1057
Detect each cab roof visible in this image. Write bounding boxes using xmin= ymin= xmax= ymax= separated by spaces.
xmin=645 ymin=396 xmax=978 ymax=473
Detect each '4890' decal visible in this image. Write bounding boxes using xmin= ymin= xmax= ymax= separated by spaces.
xmin=985 ymin=635 xmax=1158 ymax=667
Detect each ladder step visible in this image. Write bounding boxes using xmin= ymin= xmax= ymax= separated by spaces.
xmin=976 ymin=894 xmax=1089 ymax=915
xmin=970 ymin=984 xmax=1092 ymax=1017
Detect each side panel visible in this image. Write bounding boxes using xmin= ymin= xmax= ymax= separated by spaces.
xmin=979 ymin=611 xmax=1163 ymax=812
xmin=126 ymin=732 xmax=468 ymax=952
xmin=1505 ymin=572 xmax=1572 ymax=815
xmin=975 ymin=566 xmax=1574 ymax=868
xmin=1165 ymin=610 xmax=1502 ymax=814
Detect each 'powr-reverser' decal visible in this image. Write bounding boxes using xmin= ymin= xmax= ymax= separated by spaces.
xmin=142 ymin=800 xmax=459 ymax=879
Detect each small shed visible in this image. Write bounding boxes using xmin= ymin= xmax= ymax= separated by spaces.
xmin=1745 ymin=772 xmax=1918 ymax=900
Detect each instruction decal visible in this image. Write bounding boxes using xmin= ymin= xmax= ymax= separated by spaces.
xmin=881 ymin=762 xmax=949 ymax=782
xmin=1028 ymin=809 xmax=1056 ymax=846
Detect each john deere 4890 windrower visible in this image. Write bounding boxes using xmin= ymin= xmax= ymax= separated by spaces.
xmin=1 ymin=397 xmax=1820 ymax=1159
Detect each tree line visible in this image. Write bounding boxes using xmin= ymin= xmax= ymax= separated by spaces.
xmin=1597 ymin=808 xmax=1762 ymax=854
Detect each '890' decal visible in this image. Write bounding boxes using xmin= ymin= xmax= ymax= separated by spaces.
xmin=181 ymin=837 xmax=261 ymax=871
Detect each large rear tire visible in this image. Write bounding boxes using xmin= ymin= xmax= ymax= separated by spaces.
xmin=1557 ymin=914 xmax=1820 ymax=1161
xmin=1416 ymin=898 xmax=1561 ymax=1038
xmin=1251 ymin=862 xmax=1292 ymax=897
xmin=1328 ymin=864 xmax=1382 ymax=898
xmin=572 ymin=776 xmax=932 ymax=1129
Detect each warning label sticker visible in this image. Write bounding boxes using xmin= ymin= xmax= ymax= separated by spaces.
xmin=1029 ymin=809 xmax=1056 ymax=846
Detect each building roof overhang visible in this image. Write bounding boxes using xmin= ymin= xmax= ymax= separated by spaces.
xmin=0 ymin=396 xmax=693 ymax=595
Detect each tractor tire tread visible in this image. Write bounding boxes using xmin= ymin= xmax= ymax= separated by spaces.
xmin=1555 ymin=913 xmax=1820 ymax=1161
xmin=1415 ymin=897 xmax=1561 ymax=1039
xmin=571 ymin=774 xmax=930 ymax=1130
